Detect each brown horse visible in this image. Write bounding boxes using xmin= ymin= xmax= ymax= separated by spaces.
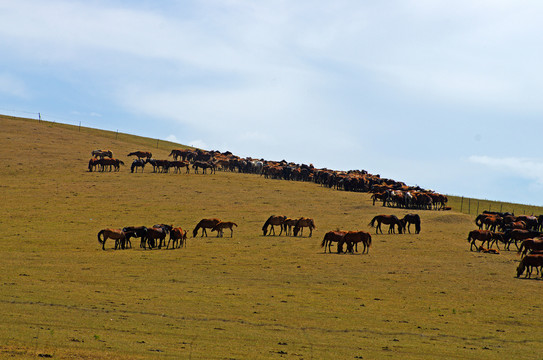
xmin=293 ymin=217 xmax=316 ymax=237
xmin=401 ymin=214 xmax=421 ymax=234
xmin=128 ymin=151 xmax=152 ymax=160
xmin=193 ymin=218 xmax=221 ymax=237
xmin=342 ymin=231 xmax=372 ymax=254
xmin=211 ymin=221 xmax=238 ymax=237
xmin=518 ymin=238 xmax=543 ymax=258
xmin=321 ymin=231 xmax=347 ymax=253
xmin=91 ymin=149 xmax=113 ymax=159
xmin=368 ymin=215 xmax=403 ymax=234
xmin=282 ymin=218 xmax=299 ymax=236
xmin=97 ymin=228 xmax=126 ymax=250
xmin=516 ymin=254 xmax=543 ymax=278
xmin=467 ymin=230 xmax=502 ymax=251
xmin=167 ymin=227 xmax=187 ymax=249
xmin=146 ymin=224 xmax=172 ymax=249
xmin=262 ymin=215 xmax=287 ymax=236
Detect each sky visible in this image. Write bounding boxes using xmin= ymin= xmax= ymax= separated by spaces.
xmin=1 ymin=0 xmax=543 ymax=205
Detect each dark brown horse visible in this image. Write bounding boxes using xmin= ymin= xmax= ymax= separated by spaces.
xmin=516 ymin=254 xmax=543 ymax=278
xmin=401 ymin=214 xmax=421 ymax=234
xmin=97 ymin=228 xmax=125 ymax=250
xmin=293 ymin=217 xmax=316 ymax=237
xmin=146 ymin=224 xmax=172 ymax=249
xmin=211 ymin=221 xmax=238 ymax=237
xmin=467 ymin=230 xmax=502 ymax=251
xmin=128 ymin=151 xmax=152 ymax=160
xmin=262 ymin=215 xmax=287 ymax=236
xmin=518 ymin=238 xmax=543 ymax=258
xmin=282 ymin=218 xmax=299 ymax=236
xmin=369 ymin=215 xmax=403 ymax=234
xmin=321 ymin=230 xmax=347 ymax=253
xmin=167 ymin=227 xmax=187 ymax=249
xmin=193 ymin=218 xmax=221 ymax=237
xmin=92 ymin=149 xmax=113 ymax=158
xmin=342 ymin=231 xmax=372 ymax=254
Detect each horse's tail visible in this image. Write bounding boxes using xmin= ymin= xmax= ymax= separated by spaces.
xmin=367 ymin=234 xmax=372 ymax=247
xmin=321 ymin=234 xmax=327 ymax=248
xmin=97 ymin=230 xmax=105 ymax=245
xmin=233 ymin=223 xmax=238 ymax=227
xmin=467 ymin=231 xmax=472 ymax=242
xmin=311 ymin=219 xmax=316 ymax=229
xmin=475 ymin=215 xmax=483 ymax=227
xmin=369 ymin=216 xmax=378 ymax=228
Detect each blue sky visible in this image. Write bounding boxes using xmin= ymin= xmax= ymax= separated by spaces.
xmin=2 ymin=0 xmax=543 ymax=205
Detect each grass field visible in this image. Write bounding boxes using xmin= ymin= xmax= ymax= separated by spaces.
xmin=1 ymin=115 xmax=542 ymax=359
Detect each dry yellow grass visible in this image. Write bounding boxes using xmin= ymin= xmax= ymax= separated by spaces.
xmin=1 ymin=115 xmax=542 ymax=359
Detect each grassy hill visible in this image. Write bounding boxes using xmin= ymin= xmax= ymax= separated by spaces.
xmin=1 ymin=115 xmax=542 ymax=359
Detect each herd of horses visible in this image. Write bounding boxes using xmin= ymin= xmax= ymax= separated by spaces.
xmin=87 ymin=148 xmax=449 ymax=212
xmin=466 ymin=211 xmax=543 ymax=278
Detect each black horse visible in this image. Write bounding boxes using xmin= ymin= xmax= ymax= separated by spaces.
xmin=131 ymin=159 xmax=146 ymax=173
xmin=401 ymin=214 xmax=421 ymax=234
xmin=123 ymin=226 xmax=148 ymax=248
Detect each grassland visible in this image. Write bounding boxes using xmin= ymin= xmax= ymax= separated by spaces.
xmin=1 ymin=115 xmax=542 ymax=359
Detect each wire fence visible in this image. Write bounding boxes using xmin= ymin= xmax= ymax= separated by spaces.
xmin=448 ymin=195 xmax=543 ymax=217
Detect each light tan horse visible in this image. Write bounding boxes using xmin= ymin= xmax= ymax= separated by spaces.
xmin=262 ymin=215 xmax=287 ymax=236
xmin=97 ymin=228 xmax=125 ymax=250
xmin=211 ymin=221 xmax=238 ymax=237
xmin=293 ymin=217 xmax=316 ymax=237
xmin=193 ymin=218 xmax=221 ymax=237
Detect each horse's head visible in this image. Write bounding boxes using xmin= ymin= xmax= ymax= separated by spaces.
xmin=262 ymin=227 xmax=268 ymax=236
xmin=516 ymin=263 xmax=525 ymax=277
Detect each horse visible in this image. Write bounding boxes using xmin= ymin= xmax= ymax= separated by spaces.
xmin=262 ymin=215 xmax=287 ymax=236
xmin=122 ymin=226 xmax=148 ymax=248
xmin=401 ymin=214 xmax=421 ymax=234
xmin=97 ymin=229 xmax=126 ymax=250
xmin=169 ymin=149 xmax=193 ymax=161
xmin=503 ymin=229 xmax=543 ymax=250
xmin=477 ymin=246 xmax=500 ymax=254
xmin=88 ymin=158 xmax=99 ymax=172
xmin=342 ymin=231 xmax=372 ymax=254
xmin=293 ymin=217 xmax=316 ymax=237
xmin=192 ymin=161 xmax=216 ymax=174
xmin=467 ymin=230 xmax=501 ymax=251
xmin=321 ymin=231 xmax=347 ymax=253
xmin=368 ymin=215 xmax=403 ymax=234
xmin=516 ymin=254 xmax=543 ymax=278
xmin=146 ymin=159 xmax=170 ymax=173
xmin=211 ymin=221 xmax=238 ymax=237
xmin=371 ymin=192 xmax=387 ymax=206
xmin=167 ymin=227 xmax=187 ymax=249
xmin=91 ymin=149 xmax=112 ymax=159
xmin=518 ymin=238 xmax=543 ymax=258
xmin=282 ymin=218 xmax=298 ymax=236
xmin=193 ymin=218 xmax=221 ymax=237
xmin=169 ymin=160 xmax=190 ymax=174
xmin=131 ymin=159 xmax=146 ymax=173
xmin=146 ymin=224 xmax=172 ymax=249
xmin=128 ymin=151 xmax=152 ymax=160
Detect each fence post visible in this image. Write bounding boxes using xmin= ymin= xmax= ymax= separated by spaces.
xmin=116 ymin=130 xmax=118 ymax=140
xmin=79 ymin=121 xmax=81 ymax=132
xmin=460 ymin=197 xmax=463 ymax=213
xmin=468 ymin=198 xmax=471 ymax=214
xmin=38 ymin=112 xmax=41 ymax=122
xmin=476 ymin=201 xmax=479 ymax=215
xmin=156 ymin=139 xmax=159 ymax=148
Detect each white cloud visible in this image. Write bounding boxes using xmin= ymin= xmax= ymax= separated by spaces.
xmin=469 ymin=155 xmax=543 ymax=185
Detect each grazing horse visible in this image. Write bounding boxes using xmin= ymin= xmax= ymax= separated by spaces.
xmin=516 ymin=254 xmax=543 ymax=278
xmin=169 ymin=149 xmax=193 ymax=161
xmin=211 ymin=221 xmax=238 ymax=237
xmin=131 ymin=159 xmax=146 ymax=173
xmin=97 ymin=229 xmax=126 ymax=250
xmin=368 ymin=215 xmax=403 ymax=234
xmin=193 ymin=218 xmax=221 ymax=237
xmin=262 ymin=215 xmax=287 ymax=236
xmin=122 ymin=226 xmax=148 ymax=248
xmin=321 ymin=230 xmax=347 ymax=253
xmin=167 ymin=227 xmax=187 ymax=249
xmin=282 ymin=218 xmax=299 ymax=236
xmin=146 ymin=224 xmax=172 ymax=249
xmin=88 ymin=158 xmax=99 ymax=172
xmin=341 ymin=231 xmax=372 ymax=254
xmin=169 ymin=160 xmax=190 ymax=174
xmin=128 ymin=151 xmax=152 ymax=160
xmin=192 ymin=161 xmax=216 ymax=174
xmin=401 ymin=214 xmax=421 ymax=234
xmin=293 ymin=217 xmax=316 ymax=237
xmin=518 ymin=238 xmax=543 ymax=258
xmin=467 ymin=230 xmax=502 ymax=251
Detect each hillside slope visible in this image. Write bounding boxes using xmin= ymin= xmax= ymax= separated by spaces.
xmin=1 ymin=115 xmax=542 ymax=359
